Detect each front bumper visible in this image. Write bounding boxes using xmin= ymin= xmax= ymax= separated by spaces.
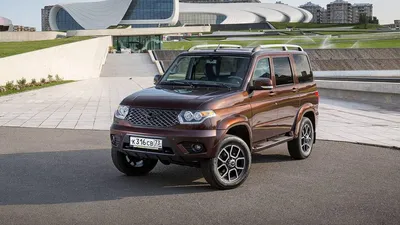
xmin=110 ymin=124 xmax=225 ymax=164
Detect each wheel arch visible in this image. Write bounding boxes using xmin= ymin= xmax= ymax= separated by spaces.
xmin=225 ymin=123 xmax=252 ymax=151
xmin=217 ymin=115 xmax=252 ymax=151
xmin=292 ymin=103 xmax=317 ymax=139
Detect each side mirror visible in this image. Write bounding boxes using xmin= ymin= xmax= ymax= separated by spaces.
xmin=253 ymin=78 xmax=273 ymax=90
xmin=154 ymin=74 xmax=162 ymax=85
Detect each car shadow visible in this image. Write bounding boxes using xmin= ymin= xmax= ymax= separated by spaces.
xmin=0 ymin=149 xmax=213 ymax=206
xmin=251 ymin=153 xmax=293 ymax=164
xmin=0 ymin=148 xmax=294 ymax=206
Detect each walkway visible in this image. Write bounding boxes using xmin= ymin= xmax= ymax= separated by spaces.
xmin=100 ymin=54 xmax=159 ymax=77
xmin=0 ymin=78 xmax=398 ymax=148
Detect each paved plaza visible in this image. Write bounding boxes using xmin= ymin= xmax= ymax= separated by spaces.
xmin=0 ymin=77 xmax=398 ymax=148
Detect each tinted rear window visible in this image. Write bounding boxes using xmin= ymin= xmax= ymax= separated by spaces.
xmin=293 ymin=55 xmax=313 ymax=83
xmin=273 ymin=57 xmax=293 ymax=86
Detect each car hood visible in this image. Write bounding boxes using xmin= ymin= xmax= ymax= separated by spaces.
xmin=120 ymin=87 xmax=236 ymax=110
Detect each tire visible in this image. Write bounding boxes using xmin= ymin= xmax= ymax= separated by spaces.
xmin=201 ymin=135 xmax=251 ymax=190
xmin=288 ymin=117 xmax=315 ymax=160
xmin=111 ymin=149 xmax=158 ymax=176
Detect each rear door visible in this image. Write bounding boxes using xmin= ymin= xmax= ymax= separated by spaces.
xmin=249 ymin=57 xmax=281 ymax=143
xmin=271 ymin=56 xmax=300 ymax=135
xmin=292 ymin=54 xmax=318 ymax=107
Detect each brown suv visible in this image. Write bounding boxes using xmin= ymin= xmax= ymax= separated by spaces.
xmin=110 ymin=44 xmax=319 ymax=189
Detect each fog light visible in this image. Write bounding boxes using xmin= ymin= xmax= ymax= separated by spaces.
xmin=110 ymin=134 xmax=120 ymax=147
xmin=192 ymin=144 xmax=203 ymax=153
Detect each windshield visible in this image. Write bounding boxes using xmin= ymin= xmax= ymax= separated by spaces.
xmin=160 ymin=55 xmax=251 ymax=88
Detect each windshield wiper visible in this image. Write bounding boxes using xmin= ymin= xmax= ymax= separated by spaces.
xmin=159 ymin=80 xmax=194 ymax=88
xmin=191 ymin=82 xmax=232 ymax=90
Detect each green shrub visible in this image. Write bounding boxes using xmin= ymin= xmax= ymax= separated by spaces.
xmin=55 ymin=74 xmax=62 ymax=81
xmin=48 ymin=74 xmax=54 ymax=82
xmin=40 ymin=78 xmax=46 ymax=84
xmin=16 ymin=77 xmax=27 ymax=87
xmin=0 ymin=86 xmax=6 ymax=92
xmin=5 ymin=81 xmax=14 ymax=91
xmin=31 ymin=78 xmax=37 ymax=85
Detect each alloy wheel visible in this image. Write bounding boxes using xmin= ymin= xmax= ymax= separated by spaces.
xmin=301 ymin=123 xmax=313 ymax=155
xmin=216 ymin=145 xmax=246 ymax=183
xmin=126 ymin=156 xmax=144 ymax=167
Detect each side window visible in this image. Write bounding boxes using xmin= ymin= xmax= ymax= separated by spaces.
xmin=273 ymin=57 xmax=293 ymax=86
xmin=293 ymin=54 xmax=313 ymax=83
xmin=252 ymin=58 xmax=271 ymax=81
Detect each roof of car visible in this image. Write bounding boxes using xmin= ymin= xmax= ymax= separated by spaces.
xmin=179 ymin=48 xmax=308 ymax=57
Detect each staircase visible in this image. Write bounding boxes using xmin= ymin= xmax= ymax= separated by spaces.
xmin=100 ymin=53 xmax=159 ymax=77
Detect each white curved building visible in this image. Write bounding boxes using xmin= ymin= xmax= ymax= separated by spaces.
xmin=178 ymin=3 xmax=313 ymax=25
xmin=48 ymin=0 xmax=312 ymax=31
xmin=0 ymin=16 xmax=13 ymax=32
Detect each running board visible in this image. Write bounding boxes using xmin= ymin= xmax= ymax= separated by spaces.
xmin=253 ymin=136 xmax=294 ymax=152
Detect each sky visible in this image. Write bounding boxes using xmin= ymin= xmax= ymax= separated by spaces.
xmin=0 ymin=0 xmax=397 ymax=30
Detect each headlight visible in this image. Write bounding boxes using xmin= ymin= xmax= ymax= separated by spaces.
xmin=115 ymin=105 xmax=129 ymax=120
xmin=178 ymin=110 xmax=216 ymax=124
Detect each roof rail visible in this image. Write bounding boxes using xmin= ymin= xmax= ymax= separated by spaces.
xmin=252 ymin=44 xmax=304 ymax=52
xmin=188 ymin=44 xmax=243 ymax=52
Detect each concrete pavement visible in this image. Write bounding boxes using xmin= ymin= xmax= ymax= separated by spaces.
xmin=0 ymin=77 xmax=398 ymax=148
xmin=0 ymin=127 xmax=399 ymax=225
xmin=0 ymin=77 xmax=152 ymax=130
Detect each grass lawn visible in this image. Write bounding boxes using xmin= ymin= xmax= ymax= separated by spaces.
xmin=353 ymin=23 xmax=384 ymax=29
xmin=270 ymin=22 xmax=383 ymax=30
xmin=270 ymin=22 xmax=352 ymax=29
xmin=315 ymin=31 xmax=380 ymax=36
xmin=0 ymin=80 xmax=74 ymax=97
xmin=0 ymin=36 xmax=92 ymax=58
xmin=162 ymin=38 xmax=400 ymax=50
xmin=184 ymin=37 xmax=227 ymax=41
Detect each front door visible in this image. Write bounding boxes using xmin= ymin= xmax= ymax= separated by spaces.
xmin=250 ymin=57 xmax=281 ymax=143
xmin=271 ymin=56 xmax=300 ymax=135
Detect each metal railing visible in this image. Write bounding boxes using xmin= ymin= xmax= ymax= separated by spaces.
xmin=188 ymin=44 xmax=243 ymax=52
xmin=252 ymin=44 xmax=304 ymax=52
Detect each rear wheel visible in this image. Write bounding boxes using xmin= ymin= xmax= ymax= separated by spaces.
xmin=288 ymin=117 xmax=314 ymax=159
xmin=111 ymin=149 xmax=158 ymax=176
xmin=201 ymin=135 xmax=251 ymax=190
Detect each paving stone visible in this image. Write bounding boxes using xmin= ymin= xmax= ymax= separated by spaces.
xmin=0 ymin=78 xmax=398 ymax=147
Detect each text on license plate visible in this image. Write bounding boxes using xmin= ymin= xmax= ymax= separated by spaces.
xmin=130 ymin=137 xmax=162 ymax=150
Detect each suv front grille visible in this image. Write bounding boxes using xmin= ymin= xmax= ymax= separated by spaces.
xmin=126 ymin=108 xmax=180 ymax=128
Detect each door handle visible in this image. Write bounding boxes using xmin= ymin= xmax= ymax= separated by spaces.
xmin=292 ymin=87 xmax=298 ymax=93
xmin=269 ymin=91 xmax=276 ymax=96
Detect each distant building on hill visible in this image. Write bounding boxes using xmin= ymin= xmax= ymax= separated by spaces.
xmin=352 ymin=3 xmax=373 ymax=24
xmin=326 ymin=0 xmax=353 ymax=24
xmin=41 ymin=5 xmax=54 ymax=31
xmin=13 ymin=25 xmax=36 ymax=32
xmin=300 ymin=0 xmax=375 ymax=24
xmin=299 ymin=2 xmax=326 ymax=23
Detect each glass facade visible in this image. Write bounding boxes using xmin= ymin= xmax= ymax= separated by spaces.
xmin=178 ymin=13 xmax=227 ymax=25
xmin=56 ymin=8 xmax=84 ymax=30
xmin=0 ymin=26 xmax=10 ymax=32
xmin=122 ymin=0 xmax=174 ymax=20
xmin=131 ymin=24 xmax=159 ymax=28
xmin=113 ymin=35 xmax=162 ymax=53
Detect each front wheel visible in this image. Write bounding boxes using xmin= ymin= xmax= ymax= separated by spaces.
xmin=288 ymin=117 xmax=315 ymax=159
xmin=201 ymin=135 xmax=251 ymax=190
xmin=111 ymin=149 xmax=158 ymax=176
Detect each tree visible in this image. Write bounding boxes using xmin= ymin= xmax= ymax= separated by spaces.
xmin=370 ymin=16 xmax=379 ymax=24
xmin=359 ymin=13 xmax=368 ymax=24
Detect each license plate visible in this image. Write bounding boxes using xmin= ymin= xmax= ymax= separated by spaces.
xmin=130 ymin=137 xmax=162 ymax=150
